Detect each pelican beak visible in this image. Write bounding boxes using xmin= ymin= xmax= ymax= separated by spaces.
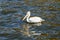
xmin=22 ymin=15 xmax=27 ymax=21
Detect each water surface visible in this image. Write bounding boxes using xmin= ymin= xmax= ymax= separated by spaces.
xmin=0 ymin=0 xmax=60 ymax=40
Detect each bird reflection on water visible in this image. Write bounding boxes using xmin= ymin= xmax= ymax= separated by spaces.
xmin=21 ymin=11 xmax=45 ymax=37
xmin=21 ymin=22 xmax=44 ymax=37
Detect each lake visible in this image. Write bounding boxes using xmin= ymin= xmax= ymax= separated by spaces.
xmin=0 ymin=0 xmax=60 ymax=40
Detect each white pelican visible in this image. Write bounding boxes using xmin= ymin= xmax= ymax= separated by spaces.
xmin=22 ymin=11 xmax=45 ymax=23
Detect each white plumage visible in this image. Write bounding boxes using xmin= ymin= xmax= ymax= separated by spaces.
xmin=22 ymin=11 xmax=45 ymax=23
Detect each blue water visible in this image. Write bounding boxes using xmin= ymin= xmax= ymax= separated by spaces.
xmin=0 ymin=0 xmax=60 ymax=40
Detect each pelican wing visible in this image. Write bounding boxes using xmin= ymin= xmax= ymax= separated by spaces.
xmin=29 ymin=17 xmax=44 ymax=23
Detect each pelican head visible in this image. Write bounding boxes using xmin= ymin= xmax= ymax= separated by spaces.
xmin=22 ymin=11 xmax=30 ymax=21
